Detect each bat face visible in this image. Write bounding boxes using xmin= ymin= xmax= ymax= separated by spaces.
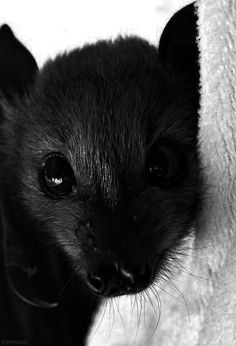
xmin=1 ymin=33 xmax=200 ymax=300
xmin=0 ymin=5 xmax=200 ymax=314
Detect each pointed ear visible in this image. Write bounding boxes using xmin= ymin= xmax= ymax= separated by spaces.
xmin=0 ymin=24 xmax=38 ymax=98
xmin=158 ymin=3 xmax=199 ymax=80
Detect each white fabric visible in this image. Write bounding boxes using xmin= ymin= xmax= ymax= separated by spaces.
xmin=87 ymin=1 xmax=236 ymax=344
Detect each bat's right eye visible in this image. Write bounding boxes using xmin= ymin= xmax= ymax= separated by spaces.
xmin=39 ymin=153 xmax=77 ymax=198
xmin=145 ymin=140 xmax=186 ymax=189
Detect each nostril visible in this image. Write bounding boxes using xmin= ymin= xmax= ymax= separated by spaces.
xmin=120 ymin=264 xmax=152 ymax=293
xmin=120 ymin=267 xmax=135 ymax=284
xmin=86 ymin=273 xmax=104 ymax=294
xmin=86 ymin=264 xmax=120 ymax=297
xmin=139 ymin=264 xmax=153 ymax=288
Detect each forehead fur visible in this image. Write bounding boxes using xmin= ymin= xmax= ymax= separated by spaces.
xmin=34 ymin=36 xmax=165 ymax=139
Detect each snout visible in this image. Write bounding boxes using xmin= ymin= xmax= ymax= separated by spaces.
xmin=85 ymin=261 xmax=153 ymax=297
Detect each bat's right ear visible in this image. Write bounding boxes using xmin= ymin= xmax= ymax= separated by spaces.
xmin=158 ymin=3 xmax=199 ymax=82
xmin=0 ymin=24 xmax=38 ymax=99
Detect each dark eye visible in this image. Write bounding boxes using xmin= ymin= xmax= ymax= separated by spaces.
xmin=40 ymin=153 xmax=77 ymax=198
xmin=145 ymin=142 xmax=185 ymax=188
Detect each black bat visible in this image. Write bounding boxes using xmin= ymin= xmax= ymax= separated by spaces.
xmin=0 ymin=3 xmax=200 ymax=345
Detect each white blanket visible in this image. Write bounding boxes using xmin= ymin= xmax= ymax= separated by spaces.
xmin=87 ymin=1 xmax=236 ymax=345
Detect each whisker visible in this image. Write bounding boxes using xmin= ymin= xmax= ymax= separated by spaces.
xmin=134 ymin=293 xmax=143 ymax=345
xmin=141 ymin=292 xmax=147 ymax=330
xmin=162 ymin=274 xmax=192 ymax=331
xmin=90 ymin=299 xmax=108 ymax=340
xmin=171 ymin=258 xmax=210 ymax=281
xmin=146 ymin=286 xmax=162 ymax=338
xmin=153 ymin=281 xmax=176 ymax=299
xmin=114 ymin=297 xmax=126 ymax=330
xmin=109 ymin=297 xmax=116 ymax=335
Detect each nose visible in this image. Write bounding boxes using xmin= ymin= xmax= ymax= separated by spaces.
xmin=85 ymin=262 xmax=152 ymax=297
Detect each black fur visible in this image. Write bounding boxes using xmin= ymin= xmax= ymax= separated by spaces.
xmin=0 ymin=3 xmax=200 ymax=345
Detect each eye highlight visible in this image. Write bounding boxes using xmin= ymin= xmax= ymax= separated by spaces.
xmin=40 ymin=153 xmax=77 ymax=198
xmin=145 ymin=141 xmax=186 ymax=188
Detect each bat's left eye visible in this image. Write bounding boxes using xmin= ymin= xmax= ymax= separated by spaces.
xmin=145 ymin=142 xmax=185 ymax=188
xmin=40 ymin=153 xmax=77 ymax=198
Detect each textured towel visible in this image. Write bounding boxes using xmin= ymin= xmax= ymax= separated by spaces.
xmin=87 ymin=1 xmax=236 ymax=345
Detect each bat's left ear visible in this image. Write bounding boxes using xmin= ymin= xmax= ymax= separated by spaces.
xmin=0 ymin=24 xmax=38 ymax=98
xmin=158 ymin=3 xmax=199 ymax=82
